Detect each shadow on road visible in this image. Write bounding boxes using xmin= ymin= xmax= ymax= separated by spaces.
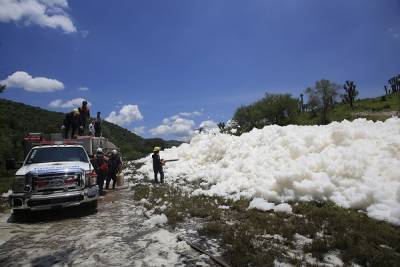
xmin=7 ymin=204 xmax=97 ymax=224
xmin=30 ymin=247 xmax=76 ymax=267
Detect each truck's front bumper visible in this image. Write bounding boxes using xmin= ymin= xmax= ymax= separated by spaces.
xmin=9 ymin=186 xmax=99 ymax=211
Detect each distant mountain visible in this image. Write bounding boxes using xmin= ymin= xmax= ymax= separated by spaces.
xmin=0 ymin=98 xmax=182 ymax=166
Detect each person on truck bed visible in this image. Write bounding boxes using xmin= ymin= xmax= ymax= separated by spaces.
xmin=92 ymin=148 xmax=108 ymax=195
xmin=62 ymin=109 xmax=81 ymax=139
xmin=152 ymin=147 xmax=164 ymax=184
xmin=106 ymin=149 xmax=122 ymax=189
xmin=62 ymin=111 xmax=73 ymax=139
xmin=89 ymin=121 xmax=95 ymax=136
xmin=94 ymin=111 xmax=102 ymax=137
xmin=78 ymin=100 xmax=90 ymax=136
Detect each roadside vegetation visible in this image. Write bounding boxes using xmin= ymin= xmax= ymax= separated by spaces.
xmin=224 ymin=77 xmax=400 ymax=135
xmin=128 ymin=174 xmax=400 ymax=267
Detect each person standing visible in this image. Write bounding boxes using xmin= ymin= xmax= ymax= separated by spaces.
xmin=62 ymin=111 xmax=73 ymax=139
xmin=78 ymin=100 xmax=90 ymax=135
xmin=88 ymin=121 xmax=95 ymax=136
xmin=71 ymin=109 xmax=81 ymax=139
xmin=106 ymin=150 xmax=122 ymax=189
xmin=92 ymin=148 xmax=108 ymax=195
xmin=152 ymin=147 xmax=164 ymax=183
xmin=94 ymin=111 xmax=102 ymax=137
xmin=66 ymin=109 xmax=81 ymax=139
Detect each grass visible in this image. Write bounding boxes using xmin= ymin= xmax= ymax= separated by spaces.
xmin=130 ymin=178 xmax=400 ymax=267
xmin=295 ymin=93 xmax=400 ymax=125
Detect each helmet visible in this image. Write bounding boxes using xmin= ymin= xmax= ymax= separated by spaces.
xmin=153 ymin=147 xmax=161 ymax=152
xmin=112 ymin=149 xmax=118 ymax=155
xmin=96 ymin=148 xmax=103 ymax=154
xmin=73 ymin=108 xmax=79 ymax=115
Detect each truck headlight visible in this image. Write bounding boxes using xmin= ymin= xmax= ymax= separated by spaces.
xmin=12 ymin=176 xmax=26 ymax=193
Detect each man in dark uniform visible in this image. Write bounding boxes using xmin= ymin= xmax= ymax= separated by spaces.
xmin=94 ymin=111 xmax=102 ymax=137
xmin=62 ymin=111 xmax=73 ymax=139
xmin=152 ymin=147 xmax=164 ymax=183
xmin=92 ymin=148 xmax=108 ymax=195
xmin=106 ymin=149 xmax=121 ymax=189
xmin=62 ymin=109 xmax=81 ymax=139
xmin=78 ymin=100 xmax=90 ymax=135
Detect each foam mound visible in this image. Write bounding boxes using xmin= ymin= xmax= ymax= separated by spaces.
xmin=137 ymin=118 xmax=400 ymax=224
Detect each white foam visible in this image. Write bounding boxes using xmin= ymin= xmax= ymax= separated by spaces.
xmin=324 ymin=251 xmax=343 ymax=266
xmin=274 ymin=203 xmax=293 ymax=214
xmin=143 ymin=214 xmax=168 ymax=227
xmin=137 ymin=118 xmax=400 ymax=225
xmin=1 ymin=189 xmax=11 ymax=198
xmin=134 ymin=229 xmax=190 ymax=266
xmin=248 ymin=198 xmax=275 ymax=211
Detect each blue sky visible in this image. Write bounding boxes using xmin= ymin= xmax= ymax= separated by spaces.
xmin=0 ymin=0 xmax=399 ymax=140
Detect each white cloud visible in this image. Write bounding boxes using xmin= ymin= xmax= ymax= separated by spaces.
xmin=1 ymin=71 xmax=64 ymax=92
xmin=0 ymin=0 xmax=76 ymax=33
xmin=388 ymin=26 xmax=400 ymax=40
xmin=49 ymin=98 xmax=91 ymax=109
xmin=132 ymin=126 xmax=146 ymax=135
xmin=169 ymin=111 xmax=203 ymax=121
xmin=178 ymin=111 xmax=202 ymax=117
xmin=199 ymin=120 xmax=218 ymax=131
xmin=80 ymin=30 xmax=89 ymax=38
xmin=149 ymin=112 xmax=216 ymax=140
xmin=78 ymin=86 xmax=89 ymax=91
xmin=150 ymin=117 xmax=196 ymax=140
xmin=105 ymin=104 xmax=143 ymax=126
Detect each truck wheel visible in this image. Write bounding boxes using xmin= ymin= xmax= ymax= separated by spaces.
xmin=13 ymin=209 xmax=29 ymax=217
xmin=84 ymin=200 xmax=98 ymax=211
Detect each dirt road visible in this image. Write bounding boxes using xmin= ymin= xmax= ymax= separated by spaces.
xmin=0 ymin=187 xmax=213 ymax=267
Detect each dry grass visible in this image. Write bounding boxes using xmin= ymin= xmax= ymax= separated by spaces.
xmin=130 ymin=178 xmax=400 ymax=266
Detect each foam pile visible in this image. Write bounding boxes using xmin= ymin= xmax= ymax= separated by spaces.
xmin=137 ymin=118 xmax=400 ymax=224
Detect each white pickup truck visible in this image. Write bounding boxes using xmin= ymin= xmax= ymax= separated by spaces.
xmin=8 ymin=144 xmax=99 ymax=214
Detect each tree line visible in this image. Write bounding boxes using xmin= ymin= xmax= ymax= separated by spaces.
xmin=220 ymin=75 xmax=399 ymax=135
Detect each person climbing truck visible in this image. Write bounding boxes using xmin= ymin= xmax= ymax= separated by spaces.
xmin=106 ymin=149 xmax=122 ymax=189
xmin=152 ymin=147 xmax=164 ymax=184
xmin=62 ymin=109 xmax=81 ymax=139
xmin=78 ymin=100 xmax=90 ymax=135
xmin=92 ymin=148 xmax=108 ymax=195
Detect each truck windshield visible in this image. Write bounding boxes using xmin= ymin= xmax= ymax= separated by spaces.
xmin=25 ymin=147 xmax=89 ymax=164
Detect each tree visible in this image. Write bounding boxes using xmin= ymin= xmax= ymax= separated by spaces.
xmin=233 ymin=93 xmax=299 ymax=132
xmin=305 ymin=79 xmax=340 ymax=124
xmin=0 ymin=84 xmax=5 ymax=94
xmin=233 ymin=105 xmax=254 ymax=132
xmin=341 ymin=80 xmax=358 ymax=109
xmin=388 ymin=74 xmax=400 ymax=94
xmin=299 ymin=94 xmax=304 ymax=112
xmin=305 ymin=88 xmax=321 ymax=117
xmin=217 ymin=122 xmax=225 ymax=132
